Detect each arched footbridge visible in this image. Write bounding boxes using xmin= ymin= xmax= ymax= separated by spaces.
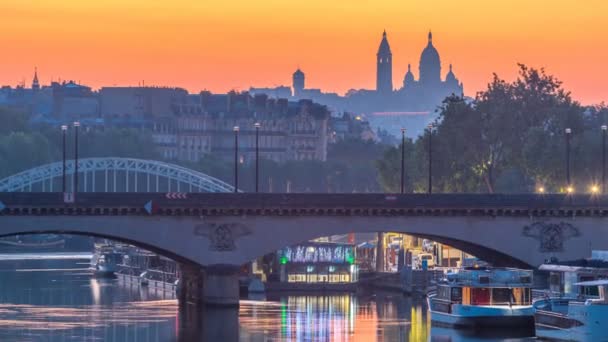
xmin=0 ymin=157 xmax=236 ymax=193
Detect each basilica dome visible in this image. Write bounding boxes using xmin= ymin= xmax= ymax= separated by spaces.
xmin=419 ymin=31 xmax=441 ymax=84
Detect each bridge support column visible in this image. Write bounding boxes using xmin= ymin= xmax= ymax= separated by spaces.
xmin=178 ymin=264 xmax=240 ymax=308
xmin=178 ymin=263 xmax=204 ymax=306
xmin=202 ymin=265 xmax=240 ymax=307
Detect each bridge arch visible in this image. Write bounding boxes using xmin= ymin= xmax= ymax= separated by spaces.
xmin=0 ymin=230 xmax=199 ymax=267
xmin=0 ymin=157 xmax=236 ymax=193
xmin=0 ymin=215 xmax=578 ymax=268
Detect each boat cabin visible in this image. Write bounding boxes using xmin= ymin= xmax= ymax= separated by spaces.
xmin=436 ymin=267 xmax=533 ymax=306
xmin=539 ymin=254 xmax=608 ymax=298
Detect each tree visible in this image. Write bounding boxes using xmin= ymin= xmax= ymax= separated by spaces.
xmin=375 ymin=64 xmax=586 ymax=193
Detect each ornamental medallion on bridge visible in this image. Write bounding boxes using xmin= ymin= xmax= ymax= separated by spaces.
xmin=194 ymin=223 xmax=251 ymax=251
xmin=522 ymin=221 xmax=581 ymax=253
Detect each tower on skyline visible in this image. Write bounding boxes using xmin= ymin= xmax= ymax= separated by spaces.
xmin=376 ymin=30 xmax=393 ymax=96
xmin=32 ymin=67 xmax=40 ymax=91
xmin=292 ymin=68 xmax=305 ymax=97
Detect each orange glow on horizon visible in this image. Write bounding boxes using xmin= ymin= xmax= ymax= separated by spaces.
xmin=1 ymin=0 xmax=607 ymax=104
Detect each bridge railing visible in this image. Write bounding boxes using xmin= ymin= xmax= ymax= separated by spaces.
xmin=0 ymin=158 xmax=235 ymax=193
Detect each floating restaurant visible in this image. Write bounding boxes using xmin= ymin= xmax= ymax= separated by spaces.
xmin=275 ymin=242 xmax=358 ymax=285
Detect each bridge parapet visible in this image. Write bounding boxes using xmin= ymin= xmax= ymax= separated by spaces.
xmin=1 ymin=193 xmax=607 ymax=218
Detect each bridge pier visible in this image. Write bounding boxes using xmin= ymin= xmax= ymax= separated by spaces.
xmin=202 ymin=265 xmax=240 ymax=307
xmin=178 ymin=263 xmax=240 ymax=308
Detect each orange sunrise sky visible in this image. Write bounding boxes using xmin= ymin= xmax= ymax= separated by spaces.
xmin=1 ymin=0 xmax=606 ymax=105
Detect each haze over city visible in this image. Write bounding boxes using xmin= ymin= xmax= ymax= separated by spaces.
xmin=2 ymin=0 xmax=607 ymax=104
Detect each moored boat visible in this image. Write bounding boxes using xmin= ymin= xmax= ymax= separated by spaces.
xmin=533 ymin=251 xmax=608 ymax=341
xmin=534 ymin=280 xmax=608 ymax=341
xmin=427 ymin=266 xmax=535 ymax=334
xmin=90 ymin=244 xmax=122 ymax=277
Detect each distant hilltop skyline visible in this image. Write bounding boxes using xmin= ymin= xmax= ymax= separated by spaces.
xmin=1 ymin=1 xmax=606 ymax=104
xmin=8 ymin=31 xmax=462 ymax=98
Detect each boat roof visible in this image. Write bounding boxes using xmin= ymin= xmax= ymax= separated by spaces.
xmin=444 ymin=267 xmax=533 ymax=287
xmin=539 ymin=263 xmax=608 ymax=275
xmin=574 ymin=279 xmax=608 ymax=286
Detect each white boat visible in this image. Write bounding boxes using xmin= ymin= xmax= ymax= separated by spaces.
xmin=534 ymin=279 xmax=608 ymax=341
xmin=90 ymin=244 xmax=122 ymax=277
xmin=427 ymin=266 xmax=535 ymax=333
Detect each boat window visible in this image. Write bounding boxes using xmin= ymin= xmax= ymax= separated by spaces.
xmin=582 ymin=285 xmax=600 ymax=297
xmin=438 ymin=286 xmax=450 ymax=299
xmin=462 ymin=287 xmax=471 ymax=305
xmin=470 ymin=288 xmax=490 ymax=305
xmin=451 ymin=287 xmax=462 ymax=302
xmin=512 ymin=287 xmax=530 ymax=305
xmin=478 ymin=276 xmax=490 ymax=284
xmin=491 ymin=288 xmax=512 ymax=304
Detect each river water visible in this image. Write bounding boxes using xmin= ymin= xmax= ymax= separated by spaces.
xmin=0 ymin=253 xmax=535 ymax=341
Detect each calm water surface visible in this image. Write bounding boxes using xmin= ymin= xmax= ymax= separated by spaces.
xmin=0 ymin=253 xmax=534 ymax=341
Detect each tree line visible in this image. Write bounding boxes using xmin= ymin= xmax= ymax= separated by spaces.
xmin=377 ymin=64 xmax=608 ymax=193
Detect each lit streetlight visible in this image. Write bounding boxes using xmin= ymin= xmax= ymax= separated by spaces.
xmin=565 ymin=128 xmax=572 ymax=192
xmin=61 ymin=125 xmax=68 ymax=193
xmin=400 ymin=128 xmax=406 ymax=194
xmin=537 ymin=186 xmax=545 ymax=194
xmin=233 ymin=126 xmax=240 ymax=193
xmin=73 ymin=121 xmax=80 ymax=195
xmin=602 ymin=125 xmax=607 ymax=194
xmin=591 ymin=184 xmax=600 ymax=195
xmin=427 ymin=123 xmax=434 ymax=194
xmin=254 ymin=122 xmax=261 ymax=193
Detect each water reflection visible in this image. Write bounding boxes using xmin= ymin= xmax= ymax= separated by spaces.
xmin=0 ymin=254 xmax=537 ymax=341
xmin=239 ymin=293 xmax=427 ymax=341
xmin=0 ymin=253 xmax=179 ymax=342
xmin=238 ymin=294 xmax=535 ymax=342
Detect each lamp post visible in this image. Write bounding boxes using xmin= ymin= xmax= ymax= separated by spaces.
xmin=427 ymin=123 xmax=434 ymax=194
xmin=602 ymin=125 xmax=607 ymax=194
xmin=254 ymin=122 xmax=261 ymax=193
xmin=233 ymin=126 xmax=240 ymax=193
xmin=400 ymin=128 xmax=406 ymax=194
xmin=73 ymin=121 xmax=80 ymax=194
xmin=565 ymin=128 xmax=571 ymax=192
xmin=61 ymin=125 xmax=67 ymax=193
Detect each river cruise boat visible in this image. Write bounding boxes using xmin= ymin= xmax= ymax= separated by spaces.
xmin=427 ymin=266 xmax=535 ymax=332
xmin=533 ymin=252 xmax=608 ymax=341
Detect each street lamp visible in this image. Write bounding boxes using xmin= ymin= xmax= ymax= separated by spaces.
xmin=591 ymin=184 xmax=600 ymax=195
xmin=537 ymin=186 xmax=545 ymax=194
xmin=254 ymin=122 xmax=261 ymax=193
xmin=565 ymin=128 xmax=571 ymax=192
xmin=400 ymin=128 xmax=406 ymax=194
xmin=61 ymin=125 xmax=68 ymax=193
xmin=233 ymin=126 xmax=240 ymax=193
xmin=427 ymin=124 xmax=434 ymax=194
xmin=602 ymin=125 xmax=607 ymax=194
xmin=73 ymin=121 xmax=80 ymax=194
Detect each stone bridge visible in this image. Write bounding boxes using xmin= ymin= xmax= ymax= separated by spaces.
xmin=1 ymin=192 xmax=607 ymax=306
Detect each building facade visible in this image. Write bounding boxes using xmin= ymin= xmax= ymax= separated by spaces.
xmin=155 ymin=92 xmax=330 ymax=164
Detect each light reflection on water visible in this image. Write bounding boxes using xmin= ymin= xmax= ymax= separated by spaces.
xmin=239 ymin=294 xmax=425 ymax=341
xmin=0 ymin=254 xmax=536 ymax=341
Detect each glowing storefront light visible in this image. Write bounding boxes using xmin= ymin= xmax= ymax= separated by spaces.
xmin=279 ymin=242 xmax=358 ymax=284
